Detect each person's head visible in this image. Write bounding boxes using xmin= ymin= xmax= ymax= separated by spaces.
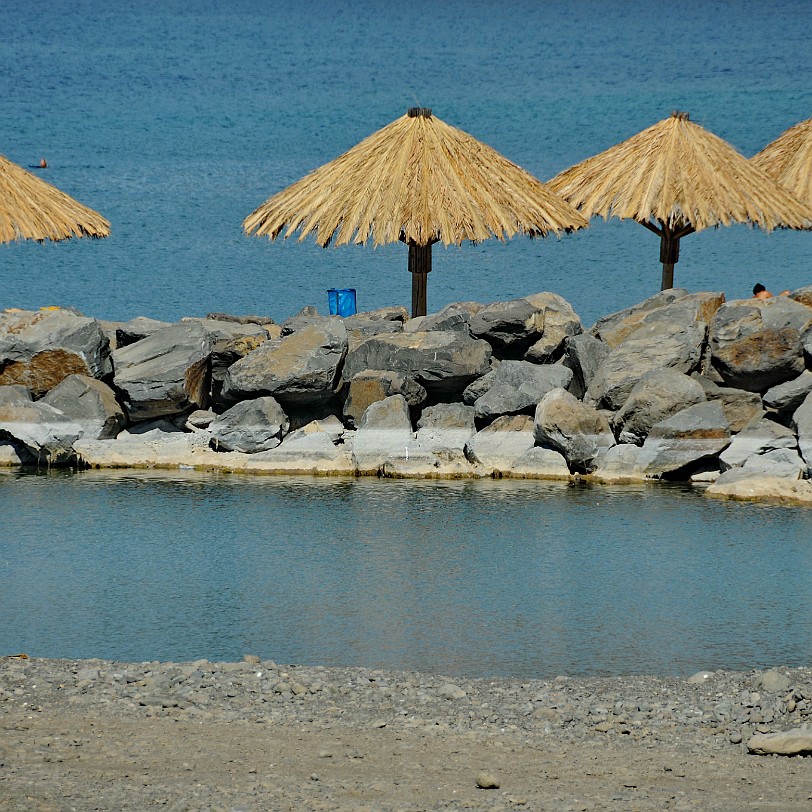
xmin=753 ymin=283 xmax=766 ymax=295
xmin=39 ymin=158 xmax=47 ymax=168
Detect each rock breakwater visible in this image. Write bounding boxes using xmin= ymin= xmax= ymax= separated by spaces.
xmin=3 ymin=287 xmax=812 ymax=504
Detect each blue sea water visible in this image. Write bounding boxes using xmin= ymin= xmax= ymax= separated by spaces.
xmin=2 ymin=0 xmax=811 ymax=327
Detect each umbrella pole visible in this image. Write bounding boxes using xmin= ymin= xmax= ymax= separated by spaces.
xmin=408 ymin=241 xmax=432 ymax=318
xmin=659 ymin=226 xmax=680 ymax=290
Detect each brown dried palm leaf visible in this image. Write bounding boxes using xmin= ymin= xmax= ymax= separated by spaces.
xmin=244 ymin=109 xmax=588 ymax=247
xmin=751 ymin=118 xmax=812 ymax=207
xmin=548 ymin=112 xmax=812 ymax=233
xmin=0 ymin=154 xmax=110 ymax=243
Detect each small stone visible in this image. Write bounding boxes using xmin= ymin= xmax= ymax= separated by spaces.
xmin=243 ymin=654 xmax=261 ymax=665
xmin=476 ymin=771 xmax=501 ymax=789
xmin=438 ymin=683 xmax=466 ymax=700
xmin=687 ymin=671 xmax=714 ymax=684
xmin=729 ymin=731 xmax=743 ymax=744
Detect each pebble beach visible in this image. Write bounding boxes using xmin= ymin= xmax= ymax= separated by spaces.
xmin=2 ymin=656 xmax=811 ymax=810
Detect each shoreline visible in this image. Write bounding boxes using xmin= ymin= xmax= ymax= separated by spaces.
xmin=2 ymin=656 xmax=811 ymax=810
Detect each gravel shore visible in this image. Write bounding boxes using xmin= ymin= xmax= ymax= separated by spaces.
xmin=2 ymin=656 xmax=811 ymax=811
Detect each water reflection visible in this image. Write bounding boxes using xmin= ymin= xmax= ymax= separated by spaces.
xmin=1 ymin=469 xmax=810 ymax=678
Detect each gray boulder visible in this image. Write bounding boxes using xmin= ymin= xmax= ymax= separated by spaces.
xmin=792 ymin=391 xmax=812 ymax=476
xmin=590 ymin=289 xmax=689 ymax=345
xmin=612 ymin=369 xmax=706 ymax=445
xmin=763 ymin=370 xmax=812 ymax=414
xmin=586 ymin=317 xmax=707 ymax=410
xmin=223 ymin=319 xmax=348 ymax=407
xmin=636 ymin=401 xmax=731 ymax=477
xmin=112 ymin=320 xmax=214 ymax=421
xmin=352 ymin=394 xmax=415 ymax=474
xmin=509 ymin=446 xmax=571 ymax=479
xmin=747 ymin=728 xmax=812 ymax=756
xmin=591 ymin=291 xmax=723 ymax=349
xmin=692 ymin=375 xmax=765 ymax=433
xmin=342 ymin=370 xmax=427 ymax=428
xmin=591 ymin=443 xmax=646 ymax=481
xmin=719 ymin=418 xmax=798 ymax=470
xmin=464 ymin=414 xmax=536 ymax=471
xmin=789 ymin=285 xmax=812 ymax=309
xmin=741 ymin=447 xmax=806 ymax=479
xmin=403 ymin=301 xmax=482 ymax=334
xmin=523 ymin=292 xmax=583 ymax=362
xmin=468 ymin=298 xmax=545 ymax=357
xmin=415 ymin=403 xmax=476 ymax=461
xmin=533 ymin=388 xmax=615 ymax=472
xmin=561 ymin=333 xmax=611 ymax=399
xmin=0 ymin=309 xmax=112 ymax=397
xmin=709 ymin=297 xmax=812 ymax=391
xmin=115 ymin=316 xmax=172 ymax=348
xmin=41 ymin=374 xmax=126 ymax=439
xmin=210 ymin=333 xmax=270 ymax=409
xmin=342 ymin=331 xmax=492 ymax=399
xmin=467 ymin=361 xmax=573 ymax=421
xmin=0 ymin=398 xmax=83 ymax=464
xmin=209 ymin=396 xmax=289 ymax=453
xmin=0 ymin=384 xmax=32 ymax=405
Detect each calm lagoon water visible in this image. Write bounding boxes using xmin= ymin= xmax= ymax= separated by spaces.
xmin=2 ymin=469 xmax=811 ymax=678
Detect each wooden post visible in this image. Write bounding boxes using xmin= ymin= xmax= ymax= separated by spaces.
xmin=408 ymin=241 xmax=432 ymax=318
xmin=659 ymin=225 xmax=680 ymax=290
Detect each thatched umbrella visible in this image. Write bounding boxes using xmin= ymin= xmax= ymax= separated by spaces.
xmin=0 ymin=154 xmax=110 ymax=243
xmin=751 ymin=118 xmax=812 ymax=207
xmin=244 ymin=108 xmax=588 ymax=317
xmin=548 ymin=112 xmax=812 ymax=290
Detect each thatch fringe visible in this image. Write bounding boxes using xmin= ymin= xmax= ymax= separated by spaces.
xmin=0 ymin=155 xmax=110 ymax=243
xmin=548 ymin=113 xmax=812 ymax=233
xmin=244 ymin=112 xmax=588 ymax=247
xmin=751 ymin=118 xmax=812 ymax=207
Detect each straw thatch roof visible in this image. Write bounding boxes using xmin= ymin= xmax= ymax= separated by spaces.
xmin=244 ymin=108 xmax=588 ymax=247
xmin=548 ymin=112 xmax=812 ymax=233
xmin=0 ymin=154 xmax=110 ymax=243
xmin=751 ymin=118 xmax=812 ymax=207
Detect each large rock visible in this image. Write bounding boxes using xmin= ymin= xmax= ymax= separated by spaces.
xmin=342 ymin=331 xmax=492 ymax=399
xmin=209 ymin=396 xmax=289 ymax=453
xmin=41 ymin=374 xmax=126 ymax=439
xmin=523 ymin=292 xmax=582 ymax=362
xmin=467 ymin=361 xmax=573 ymax=421
xmin=112 ymin=320 xmax=213 ymax=421
xmin=591 ymin=290 xmax=723 ymax=351
xmin=352 ymin=394 xmax=415 ymax=473
xmin=740 ymin=447 xmax=806 ymax=479
xmin=590 ymin=444 xmax=647 ymax=483
xmin=508 ymin=446 xmax=571 ymax=479
xmin=747 ymin=728 xmax=812 ymax=756
xmin=464 ymin=414 xmax=536 ymax=472
xmin=636 ymin=401 xmax=731 ymax=477
xmin=342 ymin=370 xmax=427 ymax=428
xmin=590 ymin=289 xmax=689 ymax=345
xmin=763 ymin=370 xmax=812 ymax=414
xmin=403 ymin=301 xmax=482 ymax=334
xmin=705 ymin=469 xmax=812 ymax=504
xmin=533 ymin=388 xmax=615 ymax=472
xmin=692 ymin=375 xmax=765 ymax=433
xmin=561 ymin=333 xmax=611 ymax=399
xmin=792 ymin=391 xmax=812 ymax=476
xmin=468 ymin=298 xmax=545 ymax=357
xmin=0 ymin=397 xmax=83 ymax=464
xmin=709 ymin=297 xmax=812 ymax=391
xmin=210 ymin=333 xmax=270 ymax=409
xmin=585 ymin=317 xmax=707 ymax=410
xmin=414 ymin=403 xmax=476 ymax=461
xmin=612 ymin=369 xmax=706 ymax=445
xmin=223 ymin=319 xmax=348 ymax=407
xmin=0 ymin=309 xmax=112 ymax=397
xmin=247 ymin=420 xmax=346 ymax=468
xmin=114 ymin=316 xmax=172 ymax=348
xmin=790 ymin=285 xmax=812 ymax=309
xmin=719 ymin=418 xmax=798 ymax=470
